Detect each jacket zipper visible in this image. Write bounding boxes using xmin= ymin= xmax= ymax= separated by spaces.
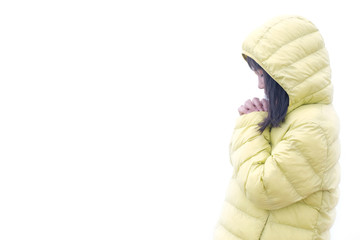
xmin=258 ymin=213 xmax=270 ymax=240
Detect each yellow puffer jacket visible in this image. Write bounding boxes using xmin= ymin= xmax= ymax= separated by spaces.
xmin=213 ymin=15 xmax=341 ymax=240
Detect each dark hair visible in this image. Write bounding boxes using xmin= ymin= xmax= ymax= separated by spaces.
xmin=245 ymin=56 xmax=289 ymax=133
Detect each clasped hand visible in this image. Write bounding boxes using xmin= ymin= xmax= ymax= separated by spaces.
xmin=238 ymin=97 xmax=269 ymax=116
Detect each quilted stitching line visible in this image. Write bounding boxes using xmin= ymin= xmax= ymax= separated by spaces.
xmin=280 ymin=138 xmax=322 ymax=180
xmin=285 ymin=46 xmax=325 ymax=68
xmin=232 ymin=127 xmax=260 ymax=149
xmin=287 ymin=82 xmax=332 ymax=112
xmin=262 ymin=30 xmax=319 ymax=63
xmin=218 ymin=221 xmax=243 ymax=240
xmin=224 ymin=197 xmax=260 ymax=221
xmin=253 ymin=16 xmax=299 ymax=54
xmin=272 ymin=155 xmax=304 ymax=199
xmin=287 ymin=64 xmax=330 ymax=92
xmin=236 ymin=145 xmax=268 ymax=170
xmin=271 ymin=220 xmax=314 ymax=231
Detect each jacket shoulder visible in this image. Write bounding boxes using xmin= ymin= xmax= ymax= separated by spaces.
xmin=284 ymin=104 xmax=340 ymax=147
xmin=271 ymin=104 xmax=339 ymax=147
xmin=287 ymin=104 xmax=339 ymax=127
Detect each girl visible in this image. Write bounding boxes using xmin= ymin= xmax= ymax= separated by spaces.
xmin=213 ymin=15 xmax=340 ymax=240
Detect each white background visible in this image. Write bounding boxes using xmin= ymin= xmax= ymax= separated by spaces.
xmin=0 ymin=0 xmax=358 ymax=239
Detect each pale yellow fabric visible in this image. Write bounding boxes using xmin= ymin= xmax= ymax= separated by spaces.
xmin=213 ymin=15 xmax=340 ymax=240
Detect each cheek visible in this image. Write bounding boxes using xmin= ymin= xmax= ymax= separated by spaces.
xmin=258 ymin=77 xmax=264 ymax=86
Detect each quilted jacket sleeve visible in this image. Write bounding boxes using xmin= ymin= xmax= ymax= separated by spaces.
xmin=230 ymin=111 xmax=327 ymax=210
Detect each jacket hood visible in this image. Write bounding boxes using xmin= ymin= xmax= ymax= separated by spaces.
xmin=241 ymin=15 xmax=333 ymax=114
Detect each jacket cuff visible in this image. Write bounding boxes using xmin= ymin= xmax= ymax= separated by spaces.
xmin=234 ymin=111 xmax=268 ymax=129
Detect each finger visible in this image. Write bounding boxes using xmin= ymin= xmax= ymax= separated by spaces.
xmin=244 ymin=99 xmax=256 ymax=111
xmin=238 ymin=105 xmax=247 ymax=115
xmin=252 ymin=97 xmax=263 ymax=111
xmin=241 ymin=106 xmax=249 ymax=115
xmin=261 ymin=99 xmax=269 ymax=111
